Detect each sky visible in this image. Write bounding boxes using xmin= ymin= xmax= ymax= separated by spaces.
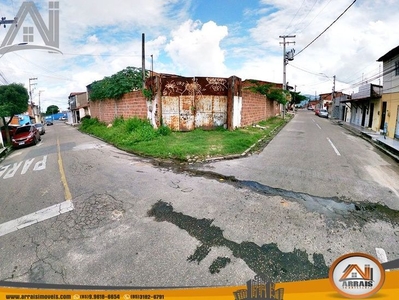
xmin=0 ymin=0 xmax=398 ymax=112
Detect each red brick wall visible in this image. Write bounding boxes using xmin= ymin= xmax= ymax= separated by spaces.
xmin=90 ymin=91 xmax=147 ymax=124
xmin=89 ymin=77 xmax=281 ymax=128
xmin=241 ymin=89 xmax=280 ymax=127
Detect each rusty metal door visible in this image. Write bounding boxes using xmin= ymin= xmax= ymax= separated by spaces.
xmin=162 ymin=95 xmax=227 ymax=131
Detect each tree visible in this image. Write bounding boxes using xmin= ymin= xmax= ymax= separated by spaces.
xmin=89 ymin=66 xmax=146 ymax=101
xmin=290 ymin=91 xmax=308 ymax=105
xmin=46 ymin=105 xmax=60 ymax=115
xmin=0 ymin=83 xmax=29 ymax=144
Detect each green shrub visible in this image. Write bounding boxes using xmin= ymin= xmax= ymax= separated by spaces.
xmin=130 ymin=125 xmax=158 ymax=143
xmin=125 ymin=117 xmax=150 ymax=132
xmin=157 ymin=125 xmax=172 ymax=136
xmin=80 ymin=117 xmax=101 ymax=130
xmin=112 ymin=116 xmax=125 ymax=127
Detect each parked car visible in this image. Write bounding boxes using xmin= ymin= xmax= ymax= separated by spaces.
xmin=34 ymin=123 xmax=46 ymax=135
xmin=318 ymin=109 xmax=328 ymax=118
xmin=11 ymin=125 xmax=41 ymax=148
xmin=60 ymin=116 xmax=67 ymax=121
xmin=46 ymin=120 xmax=53 ymax=126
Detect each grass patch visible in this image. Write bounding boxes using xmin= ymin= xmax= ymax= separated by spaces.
xmin=79 ymin=116 xmax=291 ymax=161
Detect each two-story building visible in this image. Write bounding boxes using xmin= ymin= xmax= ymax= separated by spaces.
xmin=68 ymin=92 xmax=90 ymax=124
xmin=377 ymin=45 xmax=399 ymax=139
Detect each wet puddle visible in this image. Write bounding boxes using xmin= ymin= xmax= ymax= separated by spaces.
xmin=148 ymin=161 xmax=399 ymax=280
xmin=148 ymin=200 xmax=329 ymax=282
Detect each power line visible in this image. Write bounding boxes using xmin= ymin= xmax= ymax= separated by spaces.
xmin=295 ymin=0 xmax=357 ymax=57
xmin=288 ymin=0 xmax=319 ymax=35
xmin=295 ymin=0 xmax=333 ymax=35
xmin=284 ymin=0 xmax=307 ymax=34
xmin=288 ymin=61 xmax=398 ymax=94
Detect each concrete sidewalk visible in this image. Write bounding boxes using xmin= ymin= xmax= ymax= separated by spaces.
xmin=0 ymin=145 xmax=12 ymax=163
xmin=336 ymin=121 xmax=399 ymax=162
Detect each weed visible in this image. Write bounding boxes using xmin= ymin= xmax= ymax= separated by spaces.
xmin=79 ymin=116 xmax=290 ymax=161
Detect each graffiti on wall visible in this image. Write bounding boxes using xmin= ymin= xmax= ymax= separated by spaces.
xmin=162 ymin=77 xmax=228 ymax=97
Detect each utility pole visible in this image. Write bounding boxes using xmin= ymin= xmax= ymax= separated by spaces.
xmin=331 ymin=75 xmax=336 ymax=102
xmin=331 ymin=75 xmax=336 ymax=119
xmin=279 ymin=35 xmax=295 ymax=119
xmin=38 ymin=90 xmax=44 ymax=122
xmin=29 ymin=78 xmax=37 ymax=121
xmin=142 ymin=33 xmax=145 ymax=89
xmin=29 ymin=78 xmax=37 ymax=105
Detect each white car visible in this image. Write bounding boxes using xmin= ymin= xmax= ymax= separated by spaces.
xmin=318 ymin=109 xmax=328 ymax=118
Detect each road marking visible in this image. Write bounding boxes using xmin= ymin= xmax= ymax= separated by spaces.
xmin=376 ymin=248 xmax=390 ymax=271
xmin=0 ymin=156 xmax=47 ymax=179
xmin=0 ymin=201 xmax=74 ymax=237
xmin=57 ymin=137 xmax=72 ymax=201
xmin=312 ymin=119 xmax=322 ymax=129
xmin=327 ymin=137 xmax=341 ymax=156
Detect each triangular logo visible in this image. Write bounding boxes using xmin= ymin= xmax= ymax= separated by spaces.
xmin=0 ymin=1 xmax=62 ymax=55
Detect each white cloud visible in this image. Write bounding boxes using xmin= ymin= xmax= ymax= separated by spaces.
xmin=87 ymin=35 xmax=99 ymax=44
xmin=1 ymin=0 xmax=399 ymax=105
xmin=165 ymin=20 xmax=228 ymax=76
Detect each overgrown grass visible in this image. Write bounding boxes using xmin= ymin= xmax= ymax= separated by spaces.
xmin=79 ymin=116 xmax=291 ymax=161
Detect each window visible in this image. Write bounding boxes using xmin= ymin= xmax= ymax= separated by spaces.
xmin=395 ymin=61 xmax=399 ymax=76
xmin=23 ymin=27 xmax=34 ymax=43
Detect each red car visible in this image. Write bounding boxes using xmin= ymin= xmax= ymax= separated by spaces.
xmin=11 ymin=125 xmax=41 ymax=148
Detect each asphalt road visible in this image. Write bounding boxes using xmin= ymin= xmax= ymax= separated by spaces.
xmin=0 ymin=114 xmax=398 ymax=287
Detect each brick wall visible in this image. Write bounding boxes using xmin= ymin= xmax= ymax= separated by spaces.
xmin=241 ymin=81 xmax=281 ymax=127
xmin=89 ymin=76 xmax=282 ymax=128
xmin=90 ymin=91 xmax=148 ymax=124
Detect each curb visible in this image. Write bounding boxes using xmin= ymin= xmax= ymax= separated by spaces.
xmin=334 ymin=120 xmax=399 ymax=163
xmin=0 ymin=146 xmax=12 ymax=163
xmin=202 ymin=115 xmax=294 ymax=163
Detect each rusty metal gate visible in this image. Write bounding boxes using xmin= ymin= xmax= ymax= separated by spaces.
xmin=161 ymin=76 xmax=228 ymax=131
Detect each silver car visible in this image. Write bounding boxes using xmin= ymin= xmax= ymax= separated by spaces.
xmin=34 ymin=123 xmax=46 ymax=135
xmin=318 ymin=109 xmax=328 ymax=118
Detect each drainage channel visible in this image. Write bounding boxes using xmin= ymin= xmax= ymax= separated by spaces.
xmin=154 ymin=160 xmax=399 ymax=226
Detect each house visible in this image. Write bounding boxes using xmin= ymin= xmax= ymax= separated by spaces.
xmin=377 ymin=45 xmax=399 ymax=139
xmin=341 ymin=84 xmax=382 ymax=130
xmin=68 ymin=92 xmax=90 ymax=124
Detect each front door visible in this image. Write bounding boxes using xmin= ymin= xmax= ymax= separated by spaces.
xmin=368 ymin=103 xmax=374 ymax=128
xmin=380 ymin=102 xmax=387 ymax=130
